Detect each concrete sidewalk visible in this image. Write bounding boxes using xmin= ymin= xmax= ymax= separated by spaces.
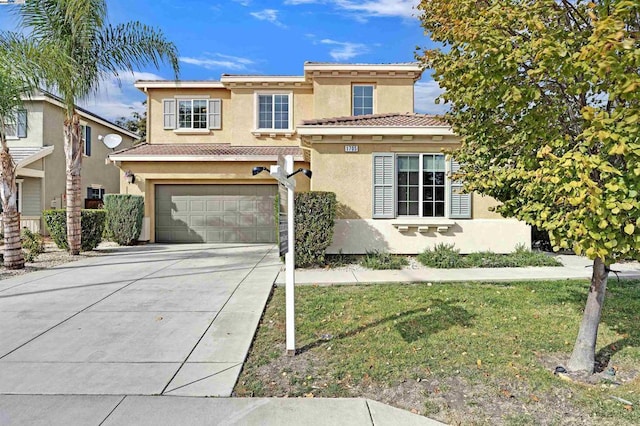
xmin=0 ymin=395 xmax=445 ymax=425
xmin=276 ymin=254 xmax=640 ymax=285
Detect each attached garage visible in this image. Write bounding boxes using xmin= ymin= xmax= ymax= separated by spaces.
xmin=155 ymin=184 xmax=277 ymax=243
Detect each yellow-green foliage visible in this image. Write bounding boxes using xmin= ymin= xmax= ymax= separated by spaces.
xmin=418 ymin=0 xmax=640 ymax=264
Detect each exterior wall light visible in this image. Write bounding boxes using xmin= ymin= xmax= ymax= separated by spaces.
xmin=124 ymin=170 xmax=136 ymax=184
xmin=252 ymin=166 xmax=269 ymax=176
xmin=287 ymin=168 xmax=312 ymax=179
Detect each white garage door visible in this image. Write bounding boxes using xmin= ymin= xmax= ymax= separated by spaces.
xmin=155 ymin=184 xmax=277 ymax=243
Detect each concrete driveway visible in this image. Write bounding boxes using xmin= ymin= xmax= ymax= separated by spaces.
xmin=0 ymin=243 xmax=280 ymax=397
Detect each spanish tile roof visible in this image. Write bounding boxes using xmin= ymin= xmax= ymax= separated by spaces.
xmin=300 ymin=113 xmax=449 ymax=127
xmin=109 ymin=144 xmax=304 ymax=160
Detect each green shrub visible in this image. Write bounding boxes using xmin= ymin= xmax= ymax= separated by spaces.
xmin=360 ymin=250 xmax=408 ymax=270
xmin=464 ymin=251 xmax=517 ymax=268
xmin=21 ymin=228 xmax=44 ymax=262
xmin=104 ymin=194 xmax=144 ymax=245
xmin=43 ymin=209 xmax=106 ymax=252
xmin=418 ymin=243 xmax=466 ymax=268
xmin=293 ymin=191 xmax=337 ymax=267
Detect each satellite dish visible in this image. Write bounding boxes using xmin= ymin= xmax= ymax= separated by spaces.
xmin=102 ymin=134 xmax=123 ymax=149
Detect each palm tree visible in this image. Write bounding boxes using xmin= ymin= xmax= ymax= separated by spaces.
xmin=0 ymin=33 xmax=61 ymax=268
xmin=17 ymin=0 xmax=179 ymax=254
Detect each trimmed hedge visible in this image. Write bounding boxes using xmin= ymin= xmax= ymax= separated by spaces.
xmin=293 ymin=191 xmax=337 ymax=267
xmin=104 ymin=194 xmax=144 ymax=245
xmin=43 ymin=209 xmax=106 ymax=252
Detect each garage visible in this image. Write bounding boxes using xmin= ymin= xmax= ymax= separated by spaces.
xmin=155 ymin=184 xmax=277 ymax=243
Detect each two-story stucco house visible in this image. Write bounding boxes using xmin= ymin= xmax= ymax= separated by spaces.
xmin=5 ymin=91 xmax=137 ymax=234
xmin=109 ymin=62 xmax=530 ymax=253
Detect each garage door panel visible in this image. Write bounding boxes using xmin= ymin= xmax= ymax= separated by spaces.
xmin=206 ymin=200 xmax=222 ymax=211
xmin=155 ymin=184 xmax=276 ymax=244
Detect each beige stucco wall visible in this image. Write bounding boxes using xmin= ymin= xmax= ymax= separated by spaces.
xmin=312 ymin=77 xmax=415 ymax=118
xmin=116 ymin=160 xmax=311 ymax=242
xmin=308 ymin=136 xmax=502 ymax=220
xmin=6 ymin=101 xmax=44 ymax=149
xmin=329 ymin=219 xmax=531 ymax=254
xmin=146 ymin=87 xmax=314 ymax=146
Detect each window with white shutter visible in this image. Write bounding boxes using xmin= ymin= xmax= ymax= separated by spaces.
xmin=163 ymin=99 xmax=176 ymax=129
xmin=449 ymin=158 xmax=472 ymax=219
xmin=372 ymin=153 xmax=395 ymax=218
xmin=208 ymin=99 xmax=221 ymax=129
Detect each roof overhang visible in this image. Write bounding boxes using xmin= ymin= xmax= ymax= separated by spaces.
xmin=134 ymin=80 xmax=226 ymax=90
xmin=297 ymin=126 xmax=455 ymax=136
xmin=109 ymin=154 xmax=305 ymax=162
xmin=304 ymin=63 xmax=422 ymax=73
xmin=220 ymin=75 xmax=307 ymax=84
xmin=14 ymin=146 xmax=55 ymax=169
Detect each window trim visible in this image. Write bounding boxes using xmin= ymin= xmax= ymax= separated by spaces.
xmin=80 ymin=124 xmax=92 ymax=157
xmin=4 ymin=110 xmax=27 ymax=140
xmin=352 ymin=84 xmax=375 ymax=116
xmin=372 ymin=152 xmax=472 ymax=220
xmin=395 ymin=153 xmax=449 ymax=219
xmin=254 ymin=91 xmax=293 ymax=133
xmin=163 ymin=97 xmax=221 ymax=131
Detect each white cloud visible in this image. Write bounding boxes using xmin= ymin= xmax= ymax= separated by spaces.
xmin=77 ymin=70 xmax=164 ymax=121
xmin=320 ymin=39 xmax=368 ymax=61
xmin=232 ymin=0 xmax=251 ymax=6
xmin=180 ymin=53 xmax=255 ymax=71
xmin=284 ymin=0 xmax=419 ymax=19
xmin=335 ymin=0 xmax=418 ymax=18
xmin=414 ymin=80 xmax=449 ymax=115
xmin=250 ymin=9 xmax=286 ymax=27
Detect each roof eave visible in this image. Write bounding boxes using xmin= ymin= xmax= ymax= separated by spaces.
xmin=108 ymin=154 xmax=306 ymax=162
xmin=15 ymin=145 xmax=55 ymax=169
xmin=297 ymin=126 xmax=455 ymax=136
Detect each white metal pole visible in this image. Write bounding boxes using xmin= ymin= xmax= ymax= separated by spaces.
xmin=285 ymin=155 xmax=296 ymax=355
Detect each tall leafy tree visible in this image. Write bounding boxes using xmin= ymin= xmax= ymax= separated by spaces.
xmin=0 ymin=33 xmax=61 ymax=269
xmin=17 ymin=0 xmax=179 ymax=254
xmin=417 ymin=0 xmax=639 ymax=373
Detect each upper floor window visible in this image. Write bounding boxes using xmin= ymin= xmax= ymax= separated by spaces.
xmin=80 ymin=124 xmax=92 ymax=156
xmin=257 ymin=93 xmax=291 ymax=131
xmin=353 ymin=85 xmax=374 ymax=116
xmin=163 ymin=98 xmax=222 ymax=131
xmin=5 ymin=110 xmax=27 ymax=139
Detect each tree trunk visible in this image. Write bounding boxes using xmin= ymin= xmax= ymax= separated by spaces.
xmin=3 ymin=209 xmax=24 ymax=269
xmin=567 ymin=257 xmax=609 ymax=373
xmin=0 ymin=130 xmax=24 ymax=269
xmin=64 ymin=114 xmax=83 ymax=255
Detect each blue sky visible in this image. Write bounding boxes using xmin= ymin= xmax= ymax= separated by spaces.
xmin=0 ymin=0 xmax=445 ymax=121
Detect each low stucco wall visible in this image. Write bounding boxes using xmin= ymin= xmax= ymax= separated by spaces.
xmin=327 ymin=218 xmax=531 ymax=254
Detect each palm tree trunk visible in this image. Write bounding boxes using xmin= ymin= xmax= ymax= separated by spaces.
xmin=567 ymin=257 xmax=609 ymax=373
xmin=0 ymin=131 xmax=24 ymax=269
xmin=64 ymin=114 xmax=82 ymax=255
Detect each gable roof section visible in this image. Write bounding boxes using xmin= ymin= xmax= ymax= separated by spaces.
xmin=297 ymin=113 xmax=454 ymax=136
xmin=108 ymin=144 xmax=305 ymax=162
xmin=28 ymin=91 xmax=140 ymax=140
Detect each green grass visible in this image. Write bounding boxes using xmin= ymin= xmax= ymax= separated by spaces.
xmin=236 ymin=279 xmax=640 ymax=425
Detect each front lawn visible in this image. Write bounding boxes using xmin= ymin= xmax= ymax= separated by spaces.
xmin=235 ymin=280 xmax=640 ymax=425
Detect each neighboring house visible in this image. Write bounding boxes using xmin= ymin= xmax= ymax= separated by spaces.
xmin=5 ymin=92 xmax=137 ymax=234
xmin=109 ymin=62 xmax=530 ymax=253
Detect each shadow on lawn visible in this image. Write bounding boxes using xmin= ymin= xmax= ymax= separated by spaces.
xmin=297 ymin=299 xmax=475 ymax=354
xmin=395 ymin=299 xmax=476 ymax=343
xmin=557 ymin=279 xmax=640 ymax=372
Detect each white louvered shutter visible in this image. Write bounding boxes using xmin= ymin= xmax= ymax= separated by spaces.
xmin=208 ymin=99 xmax=221 ymax=129
xmin=163 ymin=99 xmax=176 ymax=129
xmin=372 ymin=153 xmax=395 ymax=218
xmin=449 ymin=158 xmax=472 ymax=219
